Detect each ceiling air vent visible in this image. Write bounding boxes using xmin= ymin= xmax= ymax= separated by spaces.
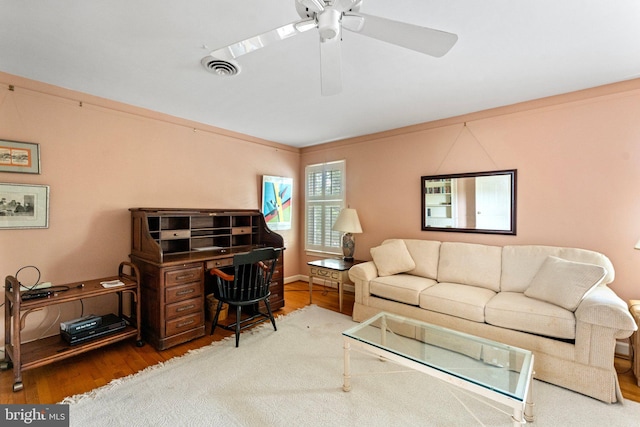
xmin=201 ymin=56 xmax=240 ymax=76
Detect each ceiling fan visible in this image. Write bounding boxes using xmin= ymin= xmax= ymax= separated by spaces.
xmin=201 ymin=0 xmax=458 ymax=96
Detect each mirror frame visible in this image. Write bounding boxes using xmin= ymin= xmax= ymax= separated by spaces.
xmin=421 ymin=169 xmax=517 ymax=235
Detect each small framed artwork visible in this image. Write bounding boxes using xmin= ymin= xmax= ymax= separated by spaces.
xmin=0 ymin=140 xmax=41 ymax=174
xmin=262 ymin=175 xmax=292 ymax=230
xmin=0 ymin=183 xmax=49 ymax=229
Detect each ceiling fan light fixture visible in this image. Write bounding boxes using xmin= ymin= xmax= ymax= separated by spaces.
xmin=201 ymin=55 xmax=241 ymax=76
xmin=318 ymin=8 xmax=341 ymax=41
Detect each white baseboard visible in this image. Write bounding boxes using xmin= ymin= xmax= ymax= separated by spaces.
xmin=284 ymin=275 xmax=307 ymax=284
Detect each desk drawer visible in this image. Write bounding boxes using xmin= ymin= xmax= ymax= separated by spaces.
xmin=231 ymin=227 xmax=251 ymax=235
xmin=166 ymin=312 xmax=203 ymax=336
xmin=166 ymin=282 xmax=202 ymax=303
xmin=272 ymin=260 xmax=283 ymax=280
xmin=160 ymin=229 xmax=191 ymax=239
xmin=310 ymin=267 xmax=340 ymax=281
xmin=165 ymin=266 xmax=203 ymax=286
xmin=206 ymin=258 xmax=233 ymax=269
xmin=166 ymin=296 xmax=203 ymax=319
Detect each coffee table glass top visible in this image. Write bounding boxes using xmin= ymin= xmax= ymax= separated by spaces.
xmin=342 ymin=312 xmax=534 ymax=401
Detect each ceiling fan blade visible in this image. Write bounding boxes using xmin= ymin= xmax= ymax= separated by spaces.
xmin=342 ymin=13 xmax=364 ymax=32
xmin=295 ymin=18 xmax=318 ymax=32
xmin=354 ymin=13 xmax=458 ymax=58
xmin=297 ymin=0 xmax=325 ymax=13
xmin=320 ymin=36 xmax=342 ymax=96
xmin=208 ymin=20 xmax=314 ymax=62
xmin=333 ymin=0 xmax=360 ymax=13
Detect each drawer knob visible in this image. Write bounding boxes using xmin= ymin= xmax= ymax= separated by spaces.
xmin=176 ymin=304 xmax=195 ymax=312
xmin=176 ymin=288 xmax=195 ymax=296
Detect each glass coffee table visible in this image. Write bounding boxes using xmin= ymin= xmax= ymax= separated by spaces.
xmin=342 ymin=312 xmax=535 ymax=426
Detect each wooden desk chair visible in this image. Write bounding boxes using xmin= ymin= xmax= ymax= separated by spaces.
xmin=209 ymin=247 xmax=282 ymax=347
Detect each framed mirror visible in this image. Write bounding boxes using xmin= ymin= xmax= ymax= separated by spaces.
xmin=421 ymin=169 xmax=517 ymax=235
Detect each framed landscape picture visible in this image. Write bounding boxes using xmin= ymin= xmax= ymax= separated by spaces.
xmin=0 ymin=140 xmax=41 ymax=174
xmin=262 ymin=175 xmax=292 ymax=230
xmin=0 ymin=183 xmax=49 ymax=229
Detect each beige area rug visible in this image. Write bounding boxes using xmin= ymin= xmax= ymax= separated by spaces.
xmin=62 ymin=305 xmax=640 ymax=426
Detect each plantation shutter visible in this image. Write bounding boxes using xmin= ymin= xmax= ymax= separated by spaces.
xmin=305 ymin=160 xmax=345 ymax=253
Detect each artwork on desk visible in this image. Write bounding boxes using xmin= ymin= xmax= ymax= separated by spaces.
xmin=0 ymin=140 xmax=41 ymax=174
xmin=0 ymin=183 xmax=49 ymax=229
xmin=262 ymin=175 xmax=292 ymax=230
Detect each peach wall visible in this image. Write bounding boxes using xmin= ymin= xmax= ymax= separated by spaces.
xmin=0 ymin=73 xmax=300 ymax=342
xmin=300 ymin=78 xmax=640 ymax=303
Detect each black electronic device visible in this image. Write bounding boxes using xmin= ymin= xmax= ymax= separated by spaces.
xmin=21 ymin=290 xmax=54 ymax=301
xmin=60 ymin=314 xmax=102 ymax=334
xmin=61 ymin=314 xmax=127 ymax=346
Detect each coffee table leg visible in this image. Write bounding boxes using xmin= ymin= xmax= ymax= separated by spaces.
xmin=524 ymin=374 xmax=535 ymax=423
xmin=512 ymin=370 xmax=534 ymax=425
xmin=511 ymin=409 xmax=524 ymax=426
xmin=343 ymin=339 xmax=352 ymax=392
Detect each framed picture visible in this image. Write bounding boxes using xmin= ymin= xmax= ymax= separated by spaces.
xmin=0 ymin=140 xmax=41 ymax=174
xmin=262 ymin=175 xmax=292 ymax=230
xmin=0 ymin=183 xmax=49 ymax=229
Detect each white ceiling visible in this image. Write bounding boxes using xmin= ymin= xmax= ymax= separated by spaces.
xmin=1 ymin=1 xmax=640 ymax=148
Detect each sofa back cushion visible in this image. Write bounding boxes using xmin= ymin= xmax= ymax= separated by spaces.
xmin=437 ymin=242 xmax=502 ymax=292
xmin=402 ymin=239 xmax=441 ymax=280
xmin=501 ymin=245 xmax=614 ymax=293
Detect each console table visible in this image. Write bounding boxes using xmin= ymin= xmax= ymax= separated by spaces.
xmin=129 ymin=208 xmax=284 ymax=350
xmin=307 ymin=258 xmax=361 ymax=313
xmin=2 ymin=262 xmax=142 ymax=392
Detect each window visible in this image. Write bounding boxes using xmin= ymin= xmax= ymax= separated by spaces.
xmin=305 ymin=160 xmax=346 ymax=254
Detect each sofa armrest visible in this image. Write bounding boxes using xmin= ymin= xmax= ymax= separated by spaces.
xmin=349 ymin=261 xmax=378 ymax=305
xmin=575 ymin=286 xmax=637 ymax=337
xmin=349 ymin=261 xmax=378 ymax=282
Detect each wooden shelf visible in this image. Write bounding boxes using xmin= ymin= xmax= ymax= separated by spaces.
xmin=15 ymin=327 xmax=139 ymax=371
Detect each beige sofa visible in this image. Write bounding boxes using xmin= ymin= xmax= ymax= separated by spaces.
xmin=349 ymin=239 xmax=637 ymax=403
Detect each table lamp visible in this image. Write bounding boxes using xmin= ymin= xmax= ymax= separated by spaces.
xmin=332 ymin=208 xmax=363 ymax=261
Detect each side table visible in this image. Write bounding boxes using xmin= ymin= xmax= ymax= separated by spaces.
xmin=307 ymin=258 xmax=362 ymax=312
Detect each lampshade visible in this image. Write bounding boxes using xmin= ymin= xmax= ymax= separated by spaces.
xmin=635 ymin=239 xmax=640 ymax=250
xmin=332 ymin=208 xmax=363 ymax=234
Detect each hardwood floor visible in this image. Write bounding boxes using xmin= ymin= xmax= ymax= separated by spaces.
xmin=2 ymin=281 xmax=639 ymax=404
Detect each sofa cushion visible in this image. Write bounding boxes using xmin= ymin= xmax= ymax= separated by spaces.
xmin=524 ymin=256 xmax=606 ymax=311
xmin=402 ymin=239 xmax=441 ymax=279
xmin=501 ymin=245 xmax=615 ymax=293
xmin=501 ymin=245 xmax=562 ymax=293
xmin=370 ymin=274 xmax=436 ymax=306
xmin=437 ymin=242 xmax=502 ymax=292
xmin=419 ymin=282 xmax=496 ymax=323
xmin=370 ymin=239 xmax=416 ymax=277
xmin=486 ymin=292 xmax=576 ymax=339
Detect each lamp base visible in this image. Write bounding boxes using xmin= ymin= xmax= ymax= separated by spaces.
xmin=342 ymin=232 xmax=355 ymax=261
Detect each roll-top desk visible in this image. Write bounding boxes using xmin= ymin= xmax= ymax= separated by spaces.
xmin=129 ymin=208 xmax=284 ymax=350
